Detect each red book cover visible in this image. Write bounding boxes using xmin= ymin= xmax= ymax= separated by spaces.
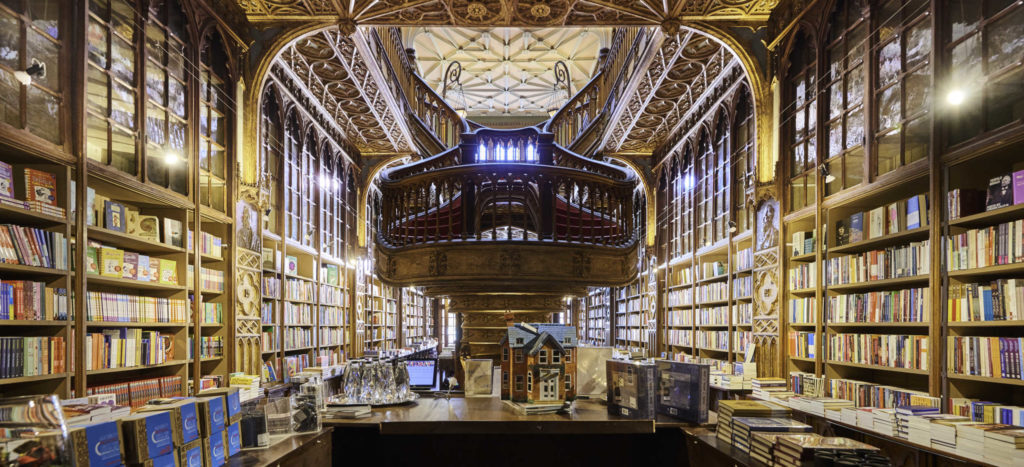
xmin=23 ymin=168 xmax=57 ymax=207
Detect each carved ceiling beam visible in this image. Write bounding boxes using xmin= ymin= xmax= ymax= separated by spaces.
xmin=266 ymin=68 xmax=357 ymax=163
xmin=350 ymin=30 xmax=419 ymax=152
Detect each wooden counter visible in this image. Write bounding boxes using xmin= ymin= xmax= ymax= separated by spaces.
xmin=227 ymin=428 xmax=332 ymax=467
xmin=326 ymin=397 xmax=655 ymax=434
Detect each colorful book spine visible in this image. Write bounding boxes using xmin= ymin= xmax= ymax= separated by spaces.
xmin=0 ymin=336 xmax=65 ymax=379
xmin=825 ymin=241 xmax=930 ymax=285
xmin=947 ymin=336 xmax=1024 ymax=380
xmin=827 ymin=288 xmax=928 ymax=323
xmin=947 ymin=219 xmax=1024 ymax=271
xmin=828 ymin=333 xmax=928 ymax=371
xmin=85 ymin=291 xmax=188 ymax=323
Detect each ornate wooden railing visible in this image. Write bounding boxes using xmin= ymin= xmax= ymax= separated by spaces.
xmin=369 ymin=27 xmax=466 ymax=150
xmin=377 ymin=162 xmax=635 ymax=248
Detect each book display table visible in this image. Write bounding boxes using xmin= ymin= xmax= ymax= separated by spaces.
xmin=226 ymin=428 xmax=333 ymax=467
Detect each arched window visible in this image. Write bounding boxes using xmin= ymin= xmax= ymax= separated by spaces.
xmin=874 ymin=0 xmax=932 ymax=175
xmin=320 ymin=145 xmax=343 ymax=260
xmin=731 ymin=89 xmax=755 ymax=234
xmin=712 ymin=115 xmax=729 ymax=244
xmin=785 ymin=30 xmax=817 ymax=212
xmin=87 ymin=0 xmax=139 ymax=174
xmin=261 ymin=88 xmax=283 ymax=235
xmin=144 ymin=0 xmax=188 ymax=195
xmin=823 ymin=0 xmax=868 ymax=195
xmin=0 ymin=0 xmax=62 ymax=145
xmin=299 ymin=129 xmax=318 ymax=248
xmin=198 ymin=31 xmax=231 ymax=211
xmin=696 ymin=130 xmax=714 ymax=248
xmin=283 ymin=111 xmax=301 ymax=243
xmin=679 ymin=147 xmax=694 ymax=256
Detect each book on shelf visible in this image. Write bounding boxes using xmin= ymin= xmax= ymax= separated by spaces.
xmin=121 ymin=252 xmax=138 ymax=280
xmin=1015 ymin=170 xmax=1024 ymax=205
xmin=948 ymin=280 xmax=1024 ymax=321
xmin=948 ymin=336 xmax=1024 ymax=380
xmin=99 ymin=247 xmax=123 ymax=278
xmin=86 ymin=376 xmax=183 ymax=408
xmin=828 ymin=378 xmax=939 ymax=409
xmin=135 ymin=215 xmax=160 ymax=242
xmin=987 ymin=174 xmax=1015 ymax=211
xmin=0 ymin=281 xmax=69 ymax=320
xmin=22 ymin=168 xmax=63 ymax=217
xmin=0 ymin=161 xmax=12 ymax=199
xmin=828 ymin=333 xmax=928 ymax=371
xmin=827 ymin=288 xmax=928 ymax=323
xmin=163 ymin=218 xmax=183 ymax=248
xmin=103 ymin=200 xmax=126 ymax=233
xmin=285 ymin=255 xmax=298 ymax=275
xmin=946 ymin=219 xmax=1024 ymax=271
xmin=86 ymin=291 xmax=188 ymax=323
xmin=906 ymin=194 xmax=928 ymax=230
xmin=849 ymin=212 xmax=864 ymax=244
xmin=158 ymin=258 xmax=178 ymax=285
xmin=84 ymin=328 xmax=172 ymax=370
xmin=0 ymin=336 xmax=66 ymax=378
xmin=0 ymin=224 xmax=67 ymax=268
xmin=868 ymin=207 xmax=885 ymax=239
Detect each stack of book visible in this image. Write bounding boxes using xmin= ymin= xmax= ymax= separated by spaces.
xmin=716 ymin=400 xmax=791 ymax=445
xmin=731 ymin=417 xmax=812 ymax=453
xmin=895 ymin=405 xmax=939 ymax=440
xmin=904 ymin=414 xmax=968 ymax=447
xmin=750 ymin=433 xmax=782 ymax=464
xmin=773 ymin=434 xmax=885 ymax=467
xmin=787 ymin=396 xmax=855 ymax=418
xmin=983 ymin=427 xmax=1024 ymax=465
xmin=928 ymin=417 xmax=976 ymax=452
xmin=956 ymin=423 xmax=1015 ymax=458
xmin=873 ymin=409 xmax=898 ymax=436
xmin=751 ymin=378 xmax=790 ymax=400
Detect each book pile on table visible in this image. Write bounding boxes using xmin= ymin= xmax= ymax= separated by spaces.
xmin=716 ymin=400 xmax=791 ymax=445
xmin=957 ymin=423 xmax=1019 ymax=460
xmin=873 ymin=409 xmax=897 ymax=436
xmin=787 ymin=396 xmax=854 ymax=418
xmin=895 ymin=405 xmax=939 ymax=440
xmin=772 ymin=433 xmax=888 ymax=467
xmin=927 ymin=417 xmax=975 ymax=452
xmin=982 ymin=427 xmax=1024 ymax=466
xmin=752 ymin=378 xmax=792 ymax=400
xmin=903 ymin=413 xmax=967 ymax=447
xmin=750 ymin=433 xmax=782 ymax=464
xmin=731 ymin=417 xmax=811 ymax=453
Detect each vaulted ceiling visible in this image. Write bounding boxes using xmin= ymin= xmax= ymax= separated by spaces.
xmin=407 ymin=27 xmax=608 ymax=116
xmin=236 ymin=0 xmax=778 ymax=25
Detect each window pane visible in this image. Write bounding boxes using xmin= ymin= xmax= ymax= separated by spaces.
xmin=29 ymin=0 xmax=59 ymax=39
xmin=876 ymin=129 xmax=900 ymax=175
xmin=146 ymin=144 xmax=167 ymax=187
xmin=26 ymin=30 xmax=59 ymax=90
xmin=878 ymin=85 xmax=901 ymax=131
xmin=145 ymin=25 xmax=165 ymax=64
xmin=946 ymin=0 xmax=981 ymax=42
xmin=87 ymin=18 xmax=107 ymax=68
xmin=0 ymin=9 xmax=19 ymax=70
xmin=110 ymin=79 xmax=134 ymax=128
xmin=951 ymin=35 xmax=982 ymax=83
xmin=794 ymin=107 xmax=805 ymax=139
xmin=168 ymin=77 xmax=184 ymax=117
xmin=26 ymin=86 xmax=58 ymax=144
xmin=168 ymin=115 xmax=185 ymax=151
xmin=146 ymin=102 xmax=165 ymax=145
xmin=904 ymin=116 xmax=929 ymax=165
xmin=986 ymin=68 xmax=1024 ymax=129
xmin=825 ymin=160 xmax=841 ymax=196
xmin=845 ymin=147 xmax=864 ymax=187
xmin=87 ymin=116 xmax=107 ymax=162
xmin=791 ymin=176 xmax=806 ymax=211
xmin=906 ymin=65 xmax=931 ymax=116
xmin=986 ymin=7 xmax=1024 ymax=73
xmin=168 ymin=159 xmax=187 ymax=195
xmin=110 ymin=125 xmax=135 ymax=174
xmin=807 ymin=100 xmax=817 ymax=132
xmin=906 ymin=20 xmax=931 ymax=69
xmin=111 ymin=37 xmax=134 ymax=83
xmin=847 ymin=64 xmax=864 ymax=106
xmin=829 ymin=82 xmax=843 ymax=118
xmin=0 ymin=71 xmax=18 ymax=128
xmin=110 ymin=0 xmax=133 ymax=40
xmin=829 ymin=121 xmax=842 ymax=157
xmin=878 ymin=39 xmax=900 ymax=87
xmin=145 ymin=61 xmax=165 ymax=103
xmin=846 ymin=109 xmax=863 ymax=149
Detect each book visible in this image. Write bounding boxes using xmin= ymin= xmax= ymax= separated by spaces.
xmin=163 ymin=218 xmax=183 ymax=247
xmin=606 ymin=359 xmax=657 ymax=419
xmin=1015 ymin=170 xmax=1024 ymax=205
xmin=0 ymin=161 xmax=13 ymax=198
xmin=868 ymin=207 xmax=885 ymax=239
xmin=86 ymin=245 xmax=99 ymax=274
xmin=125 ymin=208 xmax=140 ymax=236
xmin=135 ymin=215 xmax=160 ymax=242
xmin=104 ymin=200 xmax=126 ymax=233
xmin=262 ymin=248 xmax=276 ymax=269
xmin=99 ymin=247 xmax=123 ymax=278
xmin=849 ymin=212 xmax=864 ymax=243
xmin=655 ymin=360 xmax=709 ymax=423
xmin=23 ymin=168 xmax=57 ymax=206
xmin=285 ymin=255 xmax=298 ymax=275
xmin=121 ymin=252 xmax=138 ymax=280
xmin=907 ymin=195 xmax=923 ymax=229
xmin=987 ymin=174 xmax=1014 ymax=211
xmin=137 ymin=255 xmax=151 ymax=282
xmin=835 ymin=220 xmax=849 ymax=246
xmin=158 ymin=258 xmax=178 ymax=285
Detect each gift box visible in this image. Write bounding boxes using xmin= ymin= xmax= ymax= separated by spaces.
xmin=198 ymin=388 xmax=242 ymax=424
xmin=68 ymin=420 xmax=123 ymax=467
xmin=178 ymin=439 xmax=203 ymax=467
xmin=195 ymin=396 xmax=226 ymax=437
xmin=203 ymin=430 xmax=226 ymax=467
xmin=138 ymin=399 xmax=200 ymax=445
xmin=120 ymin=411 xmax=175 ymax=463
xmin=225 ymin=422 xmax=241 ymax=457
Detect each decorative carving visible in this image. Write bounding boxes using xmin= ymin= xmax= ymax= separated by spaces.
xmin=428 ymin=251 xmax=448 ymax=276
xmin=572 ymin=251 xmax=591 ymax=277
xmin=756 ymin=199 xmax=778 ymax=250
xmin=498 ymin=249 xmax=522 ymax=275
xmin=752 ymin=194 xmax=780 ymax=378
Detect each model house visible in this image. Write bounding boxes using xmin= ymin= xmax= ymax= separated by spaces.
xmin=499 ymin=323 xmax=577 ymax=403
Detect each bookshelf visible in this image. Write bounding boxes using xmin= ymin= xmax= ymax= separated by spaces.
xmin=361 ymin=263 xmax=398 ymax=352
xmin=584 ymin=287 xmax=610 ymax=345
xmin=401 ymin=287 xmax=429 ymax=346
xmin=612 ymin=252 xmax=654 ymax=355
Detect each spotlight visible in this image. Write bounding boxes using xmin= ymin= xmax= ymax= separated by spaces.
xmin=456 ymin=109 xmax=467 ymax=118
xmin=13 ymin=59 xmax=45 ymax=86
xmin=728 ymin=220 xmax=737 ymax=233
xmin=820 ymin=165 xmax=836 ymax=184
xmin=947 ymin=89 xmax=966 ymax=106
xmin=164 ymin=150 xmax=182 ymax=166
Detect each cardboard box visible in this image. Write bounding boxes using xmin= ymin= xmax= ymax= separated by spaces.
xmin=68 ymin=420 xmax=123 ymax=467
xmin=178 ymin=438 xmax=203 ymax=467
xmin=225 ymin=422 xmax=241 ymax=457
xmin=138 ymin=399 xmax=201 ymax=445
xmin=195 ymin=396 xmax=226 ymax=437
xmin=120 ymin=411 xmax=175 ymax=463
xmin=127 ymin=451 xmax=177 ymax=467
xmin=203 ymin=430 xmax=226 ymax=467
xmin=199 ymin=387 xmax=242 ymax=423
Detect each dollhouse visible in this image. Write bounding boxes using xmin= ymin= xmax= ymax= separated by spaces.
xmin=499 ymin=323 xmax=577 ymax=403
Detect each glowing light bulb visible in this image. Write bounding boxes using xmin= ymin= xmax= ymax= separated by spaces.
xmin=164 ymin=150 xmax=180 ymax=166
xmin=947 ymin=89 xmax=966 ymax=106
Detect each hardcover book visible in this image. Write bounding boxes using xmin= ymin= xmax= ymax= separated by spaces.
xmin=835 ymin=220 xmax=849 ymax=246
xmin=159 ymin=258 xmax=178 ymax=285
xmin=987 ymin=174 xmax=1013 ymax=211
xmin=907 ymin=195 xmax=923 ymax=229
xmin=23 ymin=168 xmax=57 ymax=206
xmin=285 ymin=255 xmax=298 ymax=275
xmin=122 ymin=252 xmax=138 ymax=280
xmin=86 ymin=245 xmax=99 ymax=275
xmin=136 ymin=215 xmax=160 ymax=242
xmin=655 ymin=360 xmax=709 ymax=423
xmin=1014 ymin=170 xmax=1024 ymax=205
xmin=163 ymin=218 xmax=183 ymax=247
xmin=0 ymin=161 xmax=13 ymax=198
xmin=67 ymin=420 xmax=124 ymax=467
xmin=136 ymin=255 xmax=150 ymax=282
xmin=104 ymin=200 xmax=126 ymax=233
xmin=849 ymin=212 xmax=864 ymax=243
xmin=606 ymin=359 xmax=657 ymax=419
xmin=125 ymin=208 xmax=140 ymax=236
xmin=261 ymin=247 xmax=276 ymax=270
xmin=99 ymin=247 xmax=123 ymax=278
xmin=868 ymin=207 xmax=885 ymax=239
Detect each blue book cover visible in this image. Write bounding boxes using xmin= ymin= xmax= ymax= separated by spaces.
xmin=907 ymin=195 xmax=921 ymax=229
xmin=145 ymin=411 xmax=174 ymax=458
xmin=208 ymin=431 xmax=226 ymax=467
xmin=606 ymin=360 xmax=657 ymax=419
xmin=226 ymin=422 xmax=241 ymax=457
xmin=180 ymin=401 xmax=201 ymax=444
xmin=849 ymin=212 xmax=864 ymax=243
xmin=181 ymin=442 xmax=203 ymax=467
xmin=150 ymin=452 xmax=176 ymax=467
xmin=983 ymin=288 xmax=994 ymax=321
xmin=83 ymin=421 xmax=122 ymax=467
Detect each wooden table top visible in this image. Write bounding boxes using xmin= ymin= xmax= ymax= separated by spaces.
xmin=325 ymin=397 xmax=662 ymax=435
xmin=227 ymin=428 xmax=332 ymax=467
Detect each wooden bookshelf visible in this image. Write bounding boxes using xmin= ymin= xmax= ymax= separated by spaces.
xmin=585 ymin=287 xmax=611 ymax=345
xmin=401 ymin=287 xmax=429 ymax=346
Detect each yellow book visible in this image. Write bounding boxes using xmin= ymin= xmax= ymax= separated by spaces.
xmin=99 ymin=247 xmax=124 ymax=278
xmin=159 ymin=258 xmax=178 ymax=285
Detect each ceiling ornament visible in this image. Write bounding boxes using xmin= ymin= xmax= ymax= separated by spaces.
xmin=236 ymin=0 xmax=779 ymax=25
xmin=602 ymin=27 xmax=745 ymax=155
xmin=276 ymin=27 xmax=412 ymax=154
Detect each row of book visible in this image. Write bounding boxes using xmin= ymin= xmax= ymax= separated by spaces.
xmin=788 ymin=297 xmax=815 ymax=324
xmin=788 ymin=372 xmax=825 ymax=397
xmin=320 ymin=327 xmax=345 ymax=347
xmin=84 ymin=329 xmax=171 ymax=370
xmin=950 ymin=398 xmax=1024 ymax=426
xmin=667 ymin=309 xmax=693 ymax=327
xmin=696 ymin=330 xmax=729 ymax=351
xmin=262 ymin=276 xmax=280 ymax=299
xmin=0 ymin=280 xmax=70 ymax=320
xmin=836 ymin=194 xmax=929 ymax=246
xmin=828 ymin=333 xmax=929 ymax=371
xmin=736 ymin=248 xmax=753 ymax=270
xmin=947 ymin=170 xmax=1024 ymax=220
xmin=190 ymin=230 xmax=224 ymax=259
xmin=284 ymin=327 xmax=313 ymax=349
xmin=0 ymin=336 xmax=66 ymax=378
xmin=320 ymin=306 xmax=347 ymax=326
xmin=701 ymin=261 xmax=726 ymax=279
xmin=199 ymin=302 xmax=222 ymax=324
xmin=260 ymin=301 xmax=274 ymax=323
xmin=948 ymin=279 xmax=1024 ymax=321
xmin=734 ymin=302 xmax=753 ymax=326
xmin=0 ymin=225 xmax=67 ymax=268
xmin=697 ymin=305 xmax=729 ymax=326
xmin=788 ymin=331 xmax=815 ymax=359
xmin=669 ymin=266 xmax=693 ymax=286
xmin=667 ymin=288 xmax=692 ymax=307
xmin=320 ymin=263 xmax=343 ymax=287
xmin=667 ymin=329 xmax=692 ymax=346
xmin=0 ymin=165 xmax=63 ymax=216
xmin=946 ymin=218 xmax=1024 ymax=271
xmin=948 ymin=336 xmax=1024 ymax=380
xmin=189 ymin=336 xmax=224 ymax=359
xmin=284 ymin=302 xmax=314 ymax=325
xmin=261 ymin=330 xmax=278 ymax=352
xmin=85 ymin=375 xmax=183 ymax=409
xmin=87 ymin=244 xmax=179 ymax=285
xmin=828 ymin=377 xmax=939 ymax=408
xmin=734 ymin=275 xmax=752 ymax=298
xmin=86 ymin=291 xmax=188 ymax=323
xmin=789 ymin=263 xmax=814 ymax=290
xmin=319 ymin=283 xmax=349 ymax=306
xmin=87 ymin=189 xmax=185 ymax=248
xmin=791 ymin=230 xmax=816 ymax=256
xmin=825 ymin=241 xmax=930 ymax=285
xmin=284 ymin=277 xmax=316 ymax=301
xmin=696 ymin=282 xmax=728 ymax=302
xmin=187 ymin=264 xmax=225 ymax=292
xmin=826 ymin=288 xmax=929 ymax=323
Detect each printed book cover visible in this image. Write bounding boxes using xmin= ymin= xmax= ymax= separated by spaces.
xmin=606 ymin=359 xmax=657 ymax=419
xmin=655 ymin=360 xmax=709 ymax=423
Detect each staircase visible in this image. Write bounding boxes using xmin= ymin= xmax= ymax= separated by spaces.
xmin=369 ymin=27 xmax=645 ymax=360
